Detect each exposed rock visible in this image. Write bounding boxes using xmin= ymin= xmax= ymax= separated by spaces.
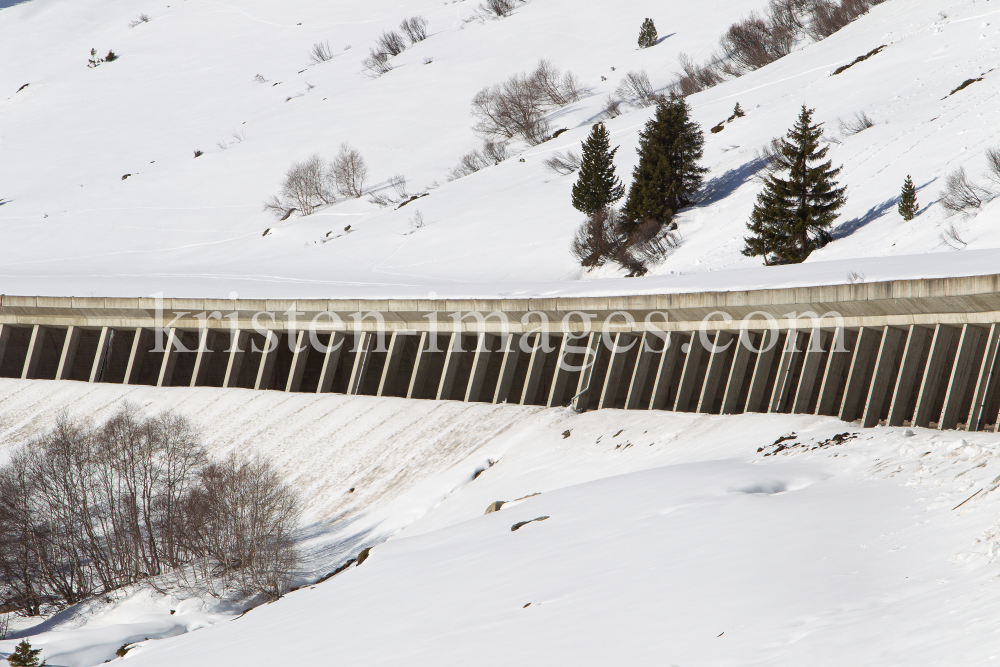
xmin=511 ymin=516 xmax=550 ymax=532
xmin=485 ymin=500 xmax=505 ymax=514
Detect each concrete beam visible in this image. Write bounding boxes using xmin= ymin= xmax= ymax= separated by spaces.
xmin=698 ymin=331 xmax=734 ymax=414
xmin=599 ymin=333 xmax=634 ymax=410
xmin=408 ymin=332 xmax=433 ymax=399
xmin=191 ymin=329 xmax=218 ymax=388
xmin=378 ymin=332 xmax=407 ymax=397
xmin=674 ymin=332 xmax=707 ymax=412
xmin=721 ymin=330 xmax=755 ymax=414
xmin=0 ymin=324 xmax=10 ymax=371
xmin=770 ymin=330 xmax=803 ymax=413
xmin=967 ymin=323 xmax=1000 ymax=432
xmin=157 ymin=328 xmax=181 ymax=387
xmin=254 ymin=330 xmax=281 ymax=391
xmin=816 ymin=328 xmax=851 ymax=416
xmin=886 ymin=325 xmax=930 ymax=427
xmin=839 ymin=327 xmax=881 ymax=422
xmin=572 ymin=333 xmax=602 ymax=412
xmin=792 ymin=329 xmax=828 ymax=414
xmin=745 ymin=329 xmax=781 ymax=413
xmin=492 ymin=334 xmax=520 ymax=404
xmin=520 ymin=334 xmax=547 ymax=406
xmin=21 ymin=325 xmax=46 ymax=380
xmin=222 ymin=330 xmax=248 ymax=389
xmin=123 ymin=327 xmax=149 ymax=385
xmin=650 ymin=332 xmax=682 ymax=410
xmin=90 ymin=327 xmax=114 ymax=383
xmin=547 ymin=334 xmax=576 ymax=408
xmin=939 ymin=324 xmax=984 ymax=430
xmin=625 ymin=333 xmax=658 ymax=410
xmin=316 ymin=332 xmax=345 ymax=394
xmin=56 ymin=326 xmax=83 ymax=381
xmin=861 ymin=326 xmax=906 ymax=428
xmin=913 ymin=324 xmax=957 ymax=428
xmin=285 ymin=330 xmax=310 ymax=392
xmin=347 ymin=332 xmax=374 ymax=395
xmin=437 ymin=334 xmax=464 ymax=401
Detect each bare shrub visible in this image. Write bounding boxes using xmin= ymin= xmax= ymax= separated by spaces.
xmin=838 ymin=110 xmax=875 ymax=135
xmin=361 ymin=49 xmax=392 ymax=77
xmin=940 ymin=167 xmax=993 ymax=214
xmin=599 ymin=94 xmax=622 ymax=119
xmin=807 ymin=0 xmax=881 ymax=40
xmin=482 ymin=0 xmax=518 ymax=18
xmin=128 ymin=13 xmax=151 ymax=28
xmin=940 ymin=222 xmax=968 ymax=249
xmin=676 ymin=53 xmax=724 ymax=96
xmin=530 ymin=59 xmax=587 ymax=106
xmin=542 ymin=150 xmax=581 ymax=175
xmin=309 ymin=40 xmax=334 ymax=63
xmin=571 ymin=207 xmax=625 ymax=268
xmin=448 ymin=140 xmax=511 ymax=180
xmin=264 ymin=154 xmax=335 ymax=219
xmin=752 ymin=137 xmax=787 ymax=184
xmin=615 ymin=70 xmax=660 ymax=108
xmin=619 ymin=219 xmax=682 ymax=273
xmin=472 ymin=78 xmax=550 ymax=144
xmin=389 ymin=173 xmax=408 ymax=198
xmin=986 ymin=147 xmax=1000 ymax=187
xmin=331 ymin=144 xmax=368 ymax=198
xmin=376 ymin=30 xmax=406 ymax=57
xmin=720 ymin=12 xmax=793 ymax=73
xmin=400 ymin=16 xmax=429 ymax=43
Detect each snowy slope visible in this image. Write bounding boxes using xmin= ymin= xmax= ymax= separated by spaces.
xmin=3 ymin=381 xmax=1000 ymax=665
xmin=1 ymin=0 xmax=999 ymax=299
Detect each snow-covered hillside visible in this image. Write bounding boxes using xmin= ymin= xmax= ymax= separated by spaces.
xmin=2 ymin=380 xmax=1000 ymax=665
xmin=1 ymin=0 xmax=999 ymax=299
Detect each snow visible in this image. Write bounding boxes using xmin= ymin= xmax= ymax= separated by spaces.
xmin=1 ymin=0 xmax=999 ymax=299
xmin=3 ymin=380 xmax=1000 ymax=665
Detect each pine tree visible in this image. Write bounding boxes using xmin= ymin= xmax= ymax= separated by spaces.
xmin=7 ymin=640 xmax=45 ymax=667
xmin=743 ymin=105 xmax=847 ymax=265
xmin=621 ymin=95 xmax=707 ymax=233
xmin=898 ymin=174 xmax=918 ymax=220
xmin=571 ymin=123 xmax=625 ymax=216
xmin=638 ymin=18 xmax=657 ymax=48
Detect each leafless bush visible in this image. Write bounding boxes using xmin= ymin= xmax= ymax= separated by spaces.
xmin=720 ymin=11 xmax=794 ymax=73
xmin=542 ymin=150 xmax=581 ymax=175
xmin=128 ymin=13 xmax=151 ymax=28
xmin=615 ymin=70 xmax=660 ymax=108
xmin=309 ymin=40 xmax=334 ymax=63
xmin=807 ymin=0 xmax=881 ymax=40
xmin=331 ymin=144 xmax=368 ymax=198
xmin=752 ymin=137 xmax=787 ymax=183
xmin=599 ymin=94 xmax=622 ymax=119
xmin=571 ymin=207 xmax=626 ymax=268
xmin=389 ymin=173 xmax=408 ymax=198
xmin=376 ymin=30 xmax=407 ymax=57
xmin=361 ymin=49 xmax=392 ymax=77
xmin=0 ymin=406 xmax=300 ymax=614
xmin=448 ymin=140 xmax=512 ymax=180
xmin=986 ymin=147 xmax=1000 ymax=187
xmin=675 ymin=53 xmax=724 ymax=96
xmin=940 ymin=222 xmax=968 ymax=249
xmin=481 ymin=0 xmax=518 ymax=18
xmin=263 ymin=155 xmax=335 ymax=220
xmin=619 ymin=219 xmax=682 ymax=273
xmin=940 ymin=167 xmax=993 ymax=214
xmin=400 ymin=16 xmax=429 ymax=43
xmin=838 ymin=110 xmax=875 ymax=135
xmin=530 ymin=59 xmax=587 ymax=106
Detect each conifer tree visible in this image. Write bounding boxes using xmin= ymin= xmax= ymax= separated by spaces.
xmin=621 ymin=95 xmax=707 ymax=233
xmin=742 ymin=105 xmax=847 ymax=264
xmin=898 ymin=175 xmax=918 ymax=220
xmin=7 ymin=640 xmax=45 ymax=667
xmin=571 ymin=123 xmax=625 ymax=216
xmin=638 ymin=18 xmax=657 ymax=48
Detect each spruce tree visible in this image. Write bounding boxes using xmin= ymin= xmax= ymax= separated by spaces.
xmin=898 ymin=175 xmax=918 ymax=220
xmin=7 ymin=640 xmax=45 ymax=667
xmin=742 ymin=105 xmax=847 ymax=265
xmin=571 ymin=123 xmax=625 ymax=216
xmin=638 ymin=18 xmax=657 ymax=48
xmin=621 ymin=95 xmax=707 ymax=233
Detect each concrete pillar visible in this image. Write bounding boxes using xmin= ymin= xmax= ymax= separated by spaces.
xmin=0 ymin=324 xmax=10 ymax=370
xmin=839 ymin=326 xmax=881 ymax=422
xmin=697 ymin=331 xmax=734 ymax=414
xmin=21 ymin=325 xmax=46 ymax=380
xmin=939 ymin=324 xmax=984 ymax=430
xmin=347 ymin=332 xmax=374 ymax=395
xmin=721 ymin=330 xmax=755 ymax=414
xmin=769 ymin=330 xmax=803 ymax=413
xmin=191 ymin=329 xmax=218 ymax=388
xmin=222 ymin=330 xmax=249 ymax=389
xmin=546 ymin=334 xmax=575 ymax=408
xmin=673 ymin=332 xmax=707 ymax=412
xmin=254 ymin=330 xmax=281 ymax=391
xmin=572 ymin=333 xmax=602 ymax=412
xmin=123 ymin=327 xmax=149 ymax=385
xmin=437 ymin=333 xmax=465 ymax=401
xmin=90 ymin=327 xmax=114 ymax=383
xmin=408 ymin=332 xmax=432 ymax=399
xmin=886 ymin=325 xmax=929 ymax=427
xmin=625 ymin=332 xmax=658 ymax=409
xmin=378 ymin=332 xmax=406 ymax=397
xmin=816 ymin=328 xmax=851 ymax=416
xmin=913 ymin=324 xmax=957 ymax=428
xmin=599 ymin=333 xmax=634 ymax=410
xmin=157 ymin=328 xmax=181 ymax=387
xmin=649 ymin=332 xmax=682 ymax=410
xmin=466 ymin=333 xmax=494 ymax=402
xmin=861 ymin=326 xmax=906 ymax=428
xmin=285 ymin=330 xmax=310 ymax=392
xmin=316 ymin=332 xmax=346 ymax=394
xmin=520 ymin=334 xmax=547 ymax=405
xmin=56 ymin=326 xmax=83 ymax=381
xmin=745 ymin=329 xmax=780 ymax=413
xmin=492 ymin=334 xmax=520 ymax=404
xmin=792 ymin=329 xmax=828 ymax=414
xmin=967 ymin=324 xmax=1000 ymax=432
